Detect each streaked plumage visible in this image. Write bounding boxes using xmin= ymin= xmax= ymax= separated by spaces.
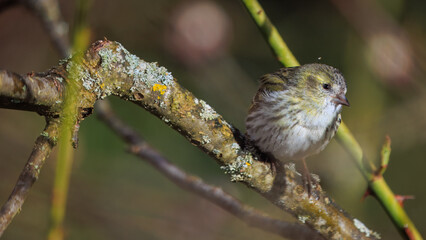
xmin=246 ymin=63 xmax=349 ymax=176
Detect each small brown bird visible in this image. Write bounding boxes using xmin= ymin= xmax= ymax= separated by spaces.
xmin=245 ymin=63 xmax=349 ymax=193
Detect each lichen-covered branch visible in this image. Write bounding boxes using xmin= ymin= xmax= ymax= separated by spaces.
xmin=0 ymin=40 xmax=379 ymax=239
xmin=96 ymin=100 xmax=324 ymax=240
xmin=0 ymin=117 xmax=60 ymax=237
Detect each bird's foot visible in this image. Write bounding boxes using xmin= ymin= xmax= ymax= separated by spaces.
xmin=301 ymin=158 xmax=315 ymax=197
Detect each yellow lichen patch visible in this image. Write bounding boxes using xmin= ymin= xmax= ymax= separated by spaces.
xmin=152 ymin=83 xmax=167 ymax=99
xmin=245 ymin=162 xmax=251 ymax=166
xmin=152 ymin=84 xmax=167 ymax=94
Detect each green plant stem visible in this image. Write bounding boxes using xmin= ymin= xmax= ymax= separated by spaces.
xmin=371 ymin=176 xmax=421 ymax=240
xmin=48 ymin=49 xmax=82 ymax=240
xmin=337 ymin=126 xmax=421 ymax=239
xmin=241 ymin=0 xmax=422 ymax=239
xmin=336 ymin=123 xmax=373 ymax=179
xmin=47 ymin=114 xmax=75 ymax=240
xmin=48 ymin=54 xmax=82 ymax=240
xmin=47 ymin=1 xmax=91 ymax=239
xmin=241 ymin=0 xmax=299 ymax=67
xmin=379 ymin=136 xmax=391 ymax=175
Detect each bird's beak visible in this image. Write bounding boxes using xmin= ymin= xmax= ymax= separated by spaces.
xmin=333 ymin=94 xmax=350 ymax=107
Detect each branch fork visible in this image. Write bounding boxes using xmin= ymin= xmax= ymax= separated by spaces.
xmin=0 ymin=39 xmax=379 ymax=239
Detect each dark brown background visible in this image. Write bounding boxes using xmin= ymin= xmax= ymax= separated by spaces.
xmin=0 ymin=0 xmax=425 ymax=239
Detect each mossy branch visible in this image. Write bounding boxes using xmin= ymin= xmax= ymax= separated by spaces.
xmin=240 ymin=0 xmax=422 ymax=239
xmin=0 ymin=40 xmax=379 ymax=239
xmin=96 ymin=100 xmax=323 ymax=240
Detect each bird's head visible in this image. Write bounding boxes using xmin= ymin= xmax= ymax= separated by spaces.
xmin=297 ymin=63 xmax=349 ymax=110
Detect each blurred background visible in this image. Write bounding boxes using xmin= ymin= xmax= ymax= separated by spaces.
xmin=0 ymin=0 xmax=425 ymax=239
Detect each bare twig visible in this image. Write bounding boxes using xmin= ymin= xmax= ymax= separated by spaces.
xmin=23 ymin=0 xmax=70 ymax=57
xmin=0 ymin=69 xmax=65 ymax=116
xmin=96 ymin=100 xmax=324 ymax=240
xmin=0 ymin=117 xmax=60 ymax=237
xmin=0 ymin=1 xmax=69 ymax=237
xmin=0 ymin=0 xmax=70 ymax=57
xmin=0 ymin=0 xmax=385 ymax=238
xmin=0 ymin=40 xmax=378 ymax=239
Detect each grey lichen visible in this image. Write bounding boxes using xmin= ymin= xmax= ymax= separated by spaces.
xmin=59 ymin=55 xmax=72 ymax=66
xmin=65 ymin=41 xmax=175 ymax=101
xmin=98 ymin=48 xmax=122 ymax=71
xmin=159 ymin=101 xmax=167 ymax=109
xmin=230 ymin=143 xmax=241 ymax=154
xmin=316 ymin=216 xmax=326 ymax=226
xmin=40 ymin=131 xmax=49 ymax=137
xmin=82 ymin=79 xmax=94 ymax=90
xmin=354 ymin=218 xmax=381 ymax=239
xmin=201 ymin=135 xmax=211 ymax=144
xmin=28 ymin=162 xmax=40 ymax=174
xmin=104 ymin=43 xmax=174 ymax=92
xmin=66 ymin=58 xmax=98 ymax=94
xmin=212 ymin=149 xmax=222 ymax=157
xmin=199 ymin=100 xmax=219 ymax=121
xmin=298 ymin=215 xmax=309 ymax=224
xmin=220 ymin=154 xmax=253 ymax=182
xmin=161 ymin=116 xmax=170 ymax=123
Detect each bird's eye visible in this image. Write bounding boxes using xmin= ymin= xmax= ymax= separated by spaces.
xmin=322 ymin=83 xmax=331 ymax=90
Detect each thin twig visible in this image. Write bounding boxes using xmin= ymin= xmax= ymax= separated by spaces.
xmin=96 ymin=100 xmax=324 ymax=240
xmin=0 ymin=117 xmax=60 ymax=237
xmin=0 ymin=40 xmax=378 ymax=239
xmin=0 ymin=69 xmax=65 ymax=116
xmin=31 ymin=2 xmax=321 ymax=236
xmin=0 ymin=1 xmax=375 ymax=238
xmin=23 ymin=0 xmax=70 ymax=58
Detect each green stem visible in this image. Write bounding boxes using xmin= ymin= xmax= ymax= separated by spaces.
xmin=336 ymin=122 xmax=374 ymax=179
xmin=48 ymin=49 xmax=82 ymax=240
xmin=47 ymin=1 xmax=92 ymax=239
xmin=379 ymin=136 xmax=391 ymax=175
xmin=241 ymin=0 xmax=299 ymax=67
xmin=47 ymin=115 xmax=75 ymax=240
xmin=240 ymin=0 xmax=423 ymax=239
xmin=371 ymin=177 xmax=421 ymax=240
xmin=48 ymin=53 xmax=82 ymax=239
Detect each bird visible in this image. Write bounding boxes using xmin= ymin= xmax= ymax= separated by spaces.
xmin=245 ymin=63 xmax=349 ymax=194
